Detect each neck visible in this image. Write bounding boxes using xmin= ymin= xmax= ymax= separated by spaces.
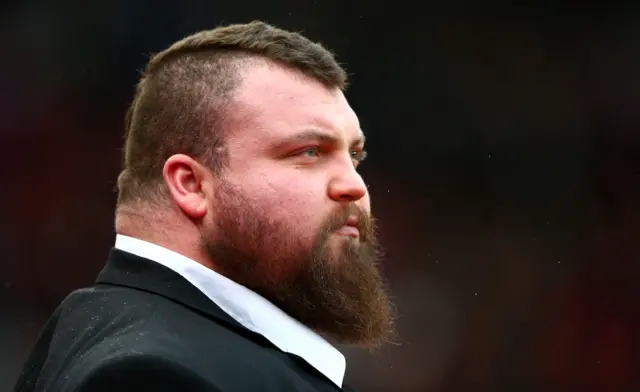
xmin=115 ymin=210 xmax=215 ymax=270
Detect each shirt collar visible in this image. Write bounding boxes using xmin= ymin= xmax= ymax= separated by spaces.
xmin=114 ymin=234 xmax=346 ymax=387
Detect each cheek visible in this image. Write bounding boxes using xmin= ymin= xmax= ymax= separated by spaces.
xmin=244 ymin=171 xmax=324 ymax=222
xmin=266 ymin=181 xmax=320 ymax=222
xmin=231 ymin=164 xmax=331 ymax=235
xmin=266 ymin=175 xmax=330 ymax=229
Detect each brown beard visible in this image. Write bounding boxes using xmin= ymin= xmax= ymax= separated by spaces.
xmin=203 ymin=181 xmax=396 ymax=348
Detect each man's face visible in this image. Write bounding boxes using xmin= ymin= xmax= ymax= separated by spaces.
xmin=202 ymin=63 xmax=395 ymax=347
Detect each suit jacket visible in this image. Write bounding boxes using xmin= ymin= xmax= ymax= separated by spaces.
xmin=13 ymin=248 xmax=356 ymax=392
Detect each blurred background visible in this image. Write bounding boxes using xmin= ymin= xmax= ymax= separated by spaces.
xmin=1 ymin=1 xmax=638 ymax=391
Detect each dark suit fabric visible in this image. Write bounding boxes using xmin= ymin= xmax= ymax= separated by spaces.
xmin=14 ymin=249 xmax=355 ymax=392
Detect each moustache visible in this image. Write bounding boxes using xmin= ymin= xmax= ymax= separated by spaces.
xmin=325 ymin=204 xmax=373 ymax=242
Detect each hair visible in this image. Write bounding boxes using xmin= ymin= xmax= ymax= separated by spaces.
xmin=116 ymin=20 xmax=348 ymax=210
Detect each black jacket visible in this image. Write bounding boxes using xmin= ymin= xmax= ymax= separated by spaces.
xmin=13 ymin=248 xmax=355 ymax=392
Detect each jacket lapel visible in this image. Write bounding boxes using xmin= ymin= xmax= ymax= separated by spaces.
xmin=96 ymin=248 xmax=272 ymax=345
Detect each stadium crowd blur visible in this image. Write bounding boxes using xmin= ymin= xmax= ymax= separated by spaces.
xmin=0 ymin=2 xmax=637 ymax=391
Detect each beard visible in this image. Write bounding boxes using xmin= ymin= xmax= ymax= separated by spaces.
xmin=203 ymin=180 xmax=396 ymax=348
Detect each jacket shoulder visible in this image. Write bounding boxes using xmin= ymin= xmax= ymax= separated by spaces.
xmin=61 ymin=353 xmax=219 ymax=392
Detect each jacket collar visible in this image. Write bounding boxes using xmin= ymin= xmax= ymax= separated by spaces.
xmin=97 ymin=235 xmax=346 ymax=388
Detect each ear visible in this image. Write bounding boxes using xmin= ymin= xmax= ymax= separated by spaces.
xmin=162 ymin=154 xmax=210 ymax=219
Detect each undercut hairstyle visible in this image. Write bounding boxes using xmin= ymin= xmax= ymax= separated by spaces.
xmin=116 ymin=20 xmax=347 ymax=209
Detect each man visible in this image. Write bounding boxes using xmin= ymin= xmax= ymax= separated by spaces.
xmin=14 ymin=21 xmax=396 ymax=392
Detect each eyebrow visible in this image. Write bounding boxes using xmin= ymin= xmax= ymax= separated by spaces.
xmin=277 ymin=129 xmax=366 ymax=149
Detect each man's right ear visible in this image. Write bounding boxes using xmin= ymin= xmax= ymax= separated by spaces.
xmin=162 ymin=154 xmax=210 ymax=219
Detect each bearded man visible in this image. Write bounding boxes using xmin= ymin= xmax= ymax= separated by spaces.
xmin=14 ymin=21 xmax=396 ymax=392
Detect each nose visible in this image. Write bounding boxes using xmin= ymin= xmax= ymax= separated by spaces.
xmin=328 ymin=166 xmax=368 ymax=203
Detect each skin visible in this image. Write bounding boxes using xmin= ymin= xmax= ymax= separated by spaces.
xmin=117 ymin=59 xmax=395 ymax=347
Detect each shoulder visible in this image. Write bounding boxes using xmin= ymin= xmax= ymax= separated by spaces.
xmin=63 ymin=352 xmax=218 ymax=392
xmin=52 ymin=287 xmax=308 ymax=390
xmin=58 ymin=324 xmax=297 ymax=391
xmin=62 ymin=346 xmax=306 ymax=392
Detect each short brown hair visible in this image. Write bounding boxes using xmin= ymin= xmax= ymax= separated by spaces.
xmin=116 ymin=21 xmax=347 ymax=208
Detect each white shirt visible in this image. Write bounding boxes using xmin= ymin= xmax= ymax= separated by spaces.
xmin=115 ymin=234 xmax=346 ymax=387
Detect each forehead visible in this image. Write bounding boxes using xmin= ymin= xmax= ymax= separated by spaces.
xmin=228 ymin=62 xmax=363 ymax=144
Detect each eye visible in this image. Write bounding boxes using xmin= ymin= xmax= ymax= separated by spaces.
xmin=300 ymin=147 xmax=321 ymax=158
xmin=351 ymin=149 xmax=368 ymax=165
